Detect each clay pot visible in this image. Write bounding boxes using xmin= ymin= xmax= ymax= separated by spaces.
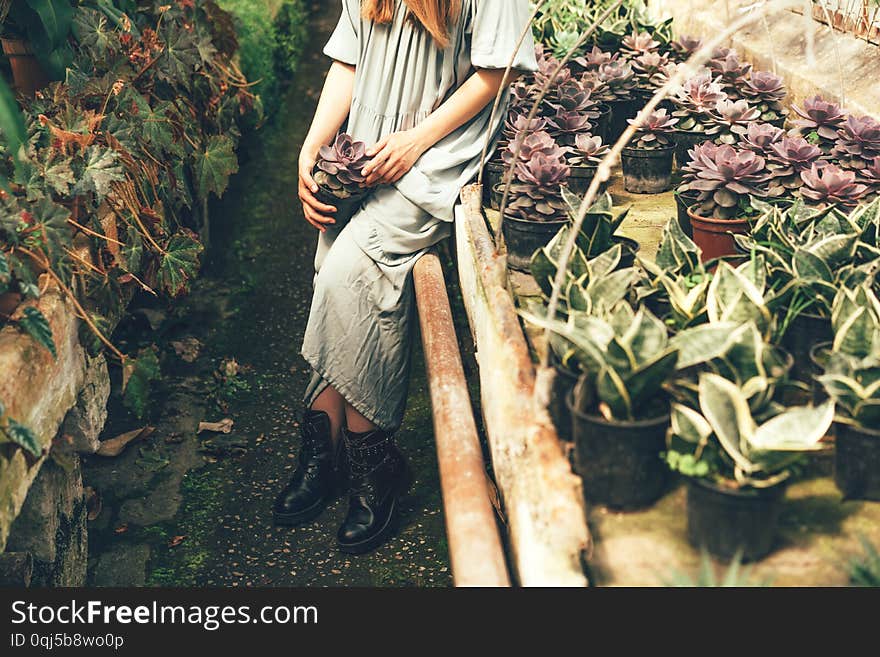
xmin=1 ymin=38 xmax=48 ymax=97
xmin=687 ymin=206 xmax=750 ymax=263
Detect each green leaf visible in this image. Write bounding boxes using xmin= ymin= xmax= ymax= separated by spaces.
xmin=123 ymin=348 xmax=161 ymax=419
xmin=698 ymin=373 xmax=758 ymax=473
xmin=2 ymin=418 xmax=42 ymax=458
xmin=0 ymin=251 xmax=10 ymax=293
xmin=195 ymin=135 xmax=239 ymax=200
xmin=17 ymin=306 xmax=56 ymax=358
xmin=750 ymin=402 xmax=834 ymax=452
xmin=24 ymin=0 xmax=74 ymax=49
xmin=157 ymin=231 xmax=204 ymax=298
xmin=75 ymin=146 xmax=125 ymax=200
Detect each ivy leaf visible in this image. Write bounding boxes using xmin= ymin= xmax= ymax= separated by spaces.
xmin=195 ymin=135 xmax=238 ymax=200
xmin=75 ymin=146 xmax=125 ymax=200
xmin=157 ymin=231 xmax=204 ymax=297
xmin=195 ymin=33 xmax=217 ymax=66
xmin=2 ymin=417 xmax=42 ymax=459
xmin=123 ymin=347 xmax=161 ymax=419
xmin=72 ymin=8 xmax=114 ymax=60
xmin=18 ymin=306 xmax=57 ymax=358
xmin=157 ymin=26 xmax=201 ymax=89
xmin=121 ymin=224 xmax=143 ymax=275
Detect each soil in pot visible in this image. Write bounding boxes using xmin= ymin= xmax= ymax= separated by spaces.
xmin=1 ymin=38 xmax=48 ymax=97
xmin=686 ymin=477 xmax=787 ymax=562
xmin=314 ymin=185 xmax=368 ymax=227
xmin=674 ymin=189 xmax=699 ymax=238
xmin=621 ymin=146 xmax=675 ymax=194
xmin=687 ymin=206 xmax=750 ymax=263
xmin=673 ymin=129 xmax=712 ymax=169
xmin=567 ymin=392 xmax=669 ymax=510
xmin=782 ymin=313 xmax=833 ymax=384
xmin=501 ymin=213 xmax=568 ymax=272
xmin=835 ymin=423 xmax=880 ymax=502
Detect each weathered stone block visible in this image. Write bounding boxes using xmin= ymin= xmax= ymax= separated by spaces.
xmin=62 ymin=354 xmax=110 ymax=454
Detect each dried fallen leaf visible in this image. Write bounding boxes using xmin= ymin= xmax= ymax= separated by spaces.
xmin=198 ymin=418 xmax=234 ymax=434
xmin=170 ymin=337 xmax=202 ymax=363
xmin=84 ymin=487 xmax=102 ymax=521
xmin=168 ymin=535 xmax=187 ymax=548
xmin=114 ymin=524 xmax=129 ymax=535
xmin=96 ymin=426 xmax=155 ymax=457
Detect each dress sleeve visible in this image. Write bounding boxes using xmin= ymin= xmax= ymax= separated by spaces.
xmin=323 ymin=0 xmax=360 ymax=65
xmin=469 ymin=0 xmax=538 ymax=72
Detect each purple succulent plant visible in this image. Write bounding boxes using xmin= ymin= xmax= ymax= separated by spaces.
xmin=548 ymin=79 xmax=601 ymax=116
xmin=741 ymin=70 xmax=788 ymax=124
xmin=568 ymin=134 xmax=610 ymax=167
xmin=575 ymin=46 xmax=616 ymax=72
xmin=860 ymin=156 xmax=880 ymax=192
xmin=800 ymin=163 xmax=869 ymax=207
xmin=503 ymin=113 xmax=548 ymax=143
xmin=627 ymin=109 xmax=678 ymax=149
xmin=682 ymin=144 xmax=769 ymax=218
xmin=534 ymin=51 xmax=572 ymax=90
xmin=791 ymin=95 xmax=847 ymax=150
xmin=833 ymin=114 xmax=880 ymax=171
xmin=765 ymin=135 xmax=823 ymax=196
xmin=579 ymin=72 xmax=615 ymax=103
xmin=314 ymin=133 xmax=370 ymax=196
xmin=709 ymin=52 xmax=752 ymax=96
xmin=632 ymin=51 xmax=670 ymax=90
xmin=501 ymin=130 xmax=567 ymax=167
xmin=621 ymin=31 xmax=661 ymax=59
xmin=671 ymin=73 xmax=727 ymax=133
xmin=709 ymin=98 xmax=761 ymax=144
xmin=507 ymin=153 xmax=571 ymax=222
xmin=547 ymin=107 xmax=594 ymax=145
xmin=670 ymin=35 xmax=703 ymax=61
xmin=741 ymin=122 xmax=784 ymax=154
xmin=597 ymin=61 xmax=636 ymax=100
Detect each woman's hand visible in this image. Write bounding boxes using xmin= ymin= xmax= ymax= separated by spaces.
xmin=298 ymin=149 xmax=337 ymax=232
xmin=363 ymin=129 xmax=430 ymax=187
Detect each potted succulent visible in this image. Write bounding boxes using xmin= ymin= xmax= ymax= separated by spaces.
xmin=818 ymin=285 xmax=880 ymax=500
xmin=530 ymin=304 xmax=679 ymax=509
xmin=708 ymin=50 xmax=752 ymax=98
xmin=547 ymin=78 xmax=606 ymax=144
xmin=621 ymin=108 xmax=677 ymax=193
xmin=800 ymin=163 xmax=870 ymax=208
xmin=832 ymin=114 xmax=880 ymax=173
xmin=496 ymin=126 xmax=561 ymax=210
xmin=666 ymin=372 xmax=835 ymax=561
xmin=484 ymin=113 xmax=548 ymax=208
xmin=670 ymin=72 xmax=726 ymax=167
xmin=764 ymin=135 xmax=822 ymax=198
xmin=502 ymin=147 xmax=571 ymax=271
xmin=668 ymin=34 xmax=703 ymax=63
xmin=708 ymin=99 xmax=761 ymax=146
xmin=312 ymin=133 xmax=371 ymax=226
xmin=740 ymin=70 xmax=788 ymax=127
xmin=565 ymin=133 xmax=609 ymax=196
xmin=597 ymin=60 xmax=638 ymax=142
xmin=790 ymin=95 xmax=848 ymax=155
xmin=681 ymin=143 xmax=769 ymax=261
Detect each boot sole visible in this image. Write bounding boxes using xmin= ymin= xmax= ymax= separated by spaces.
xmin=336 ymin=463 xmax=413 ymax=555
xmin=273 ymin=494 xmax=332 ymax=527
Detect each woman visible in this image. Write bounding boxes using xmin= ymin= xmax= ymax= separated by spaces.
xmin=274 ymin=0 xmax=536 ymax=554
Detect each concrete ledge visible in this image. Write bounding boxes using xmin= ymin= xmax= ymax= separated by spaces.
xmin=657 ymin=0 xmax=880 ymax=119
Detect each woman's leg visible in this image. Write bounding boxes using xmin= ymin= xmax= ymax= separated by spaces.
xmin=345 ymin=404 xmax=378 ymax=433
xmin=310 ymin=385 xmax=346 ymax=445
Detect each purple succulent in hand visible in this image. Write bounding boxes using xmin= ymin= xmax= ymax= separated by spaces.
xmin=709 ymin=99 xmax=761 ymax=144
xmin=682 ymin=144 xmax=769 ymax=218
xmin=627 ymin=108 xmax=678 ymax=149
xmin=833 ymin=114 xmax=880 ymax=170
xmin=670 ymin=35 xmax=703 ymax=61
xmin=791 ymin=95 xmax=847 ymax=148
xmin=507 ymin=152 xmax=571 ymax=222
xmin=621 ymin=31 xmax=661 ymax=58
xmin=741 ymin=122 xmax=784 ymax=154
xmin=568 ymin=134 xmax=610 ymax=167
xmin=314 ymin=133 xmax=370 ymax=195
xmin=800 ymin=163 xmax=869 ymax=207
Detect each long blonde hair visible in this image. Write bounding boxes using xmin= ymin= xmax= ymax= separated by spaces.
xmin=362 ymin=0 xmax=461 ymax=48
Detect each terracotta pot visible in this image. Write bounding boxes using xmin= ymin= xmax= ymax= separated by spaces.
xmin=1 ymin=38 xmax=48 ymax=97
xmin=687 ymin=206 xmax=749 ymax=263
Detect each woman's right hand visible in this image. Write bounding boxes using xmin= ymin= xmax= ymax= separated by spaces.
xmin=298 ymin=150 xmax=337 ymax=232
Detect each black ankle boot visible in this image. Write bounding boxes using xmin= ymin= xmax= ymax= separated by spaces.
xmin=273 ymin=410 xmax=337 ymax=526
xmin=337 ymin=429 xmax=410 ymax=554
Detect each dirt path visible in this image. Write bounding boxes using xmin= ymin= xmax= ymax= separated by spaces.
xmin=83 ymin=2 xmax=451 ymax=588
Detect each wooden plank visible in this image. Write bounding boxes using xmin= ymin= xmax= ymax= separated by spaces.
xmin=413 ymin=252 xmax=511 ymax=588
xmin=454 ymin=184 xmax=590 ymax=587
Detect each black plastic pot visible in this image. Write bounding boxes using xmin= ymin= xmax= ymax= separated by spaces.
xmin=594 ymin=103 xmax=611 ymax=143
xmin=568 ymin=392 xmax=669 ymax=510
xmin=621 ymin=145 xmax=675 ymax=194
xmin=483 ymin=160 xmax=509 ymax=208
xmin=566 ymin=166 xmax=608 ymax=198
xmin=490 ymin=182 xmax=505 ymax=211
xmin=808 ymin=342 xmax=832 ymax=405
xmin=686 ymin=478 xmax=787 ymax=562
xmin=673 ymin=129 xmax=712 ymax=169
xmin=615 ymin=235 xmax=640 ymax=268
xmin=607 ymin=98 xmax=641 ymax=143
xmin=501 ymin=213 xmax=568 ymax=272
xmin=835 ymin=423 xmax=880 ymax=501
xmin=782 ymin=312 xmax=833 ymax=383
xmin=314 ymin=185 xmax=368 ymax=226
xmin=674 ymin=188 xmax=699 ymax=238
xmin=549 ymin=364 xmax=579 ymax=443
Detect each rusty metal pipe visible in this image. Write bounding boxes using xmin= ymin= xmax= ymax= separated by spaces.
xmin=413 ymin=252 xmax=510 ymax=587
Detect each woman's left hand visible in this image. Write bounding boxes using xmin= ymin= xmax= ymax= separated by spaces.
xmin=363 ymin=129 xmax=429 ymax=186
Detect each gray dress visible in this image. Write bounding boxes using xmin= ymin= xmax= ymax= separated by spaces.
xmin=302 ymin=0 xmax=537 ymax=431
